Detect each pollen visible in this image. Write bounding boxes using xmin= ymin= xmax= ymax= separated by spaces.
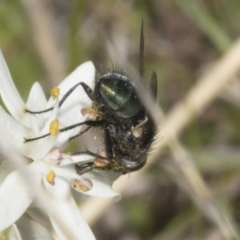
xmin=50 ymin=120 xmax=59 ymax=136
xmin=93 ymin=135 xmax=97 ymax=140
xmin=46 ymin=170 xmax=55 ymax=185
xmin=50 ymin=87 xmax=60 ymax=99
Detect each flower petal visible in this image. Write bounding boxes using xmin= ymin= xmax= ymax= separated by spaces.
xmin=0 ymin=51 xmax=38 ymax=130
xmin=0 ymin=159 xmax=14 ymax=185
xmin=8 ymin=224 xmax=23 ymax=240
xmin=16 ymin=214 xmax=54 ymax=240
xmin=46 ymin=62 xmax=95 ymax=145
xmin=0 ymin=51 xmax=25 ymax=120
xmin=26 ymin=82 xmax=47 ymax=133
xmin=73 ymin=171 xmax=121 ymax=200
xmin=54 ymin=61 xmax=95 ymax=121
xmin=0 ymin=169 xmax=38 ymax=231
xmin=59 ymin=153 xmax=95 ymax=166
xmin=28 ymin=99 xmax=59 ymax=161
xmin=36 ymin=161 xmax=84 ymax=183
xmin=0 ymin=106 xmax=36 ymax=158
xmin=43 ymin=176 xmax=96 ymax=240
xmin=27 ymin=82 xmax=47 ymax=111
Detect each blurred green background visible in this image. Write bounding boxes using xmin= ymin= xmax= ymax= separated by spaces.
xmin=1 ymin=0 xmax=240 ymax=239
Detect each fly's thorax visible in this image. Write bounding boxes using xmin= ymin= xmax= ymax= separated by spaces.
xmin=95 ymin=73 xmax=144 ymax=119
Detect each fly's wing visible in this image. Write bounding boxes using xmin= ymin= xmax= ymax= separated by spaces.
xmin=139 ymin=19 xmax=145 ymax=81
xmin=139 ymin=20 xmax=158 ymax=101
xmin=149 ymin=71 xmax=158 ymax=101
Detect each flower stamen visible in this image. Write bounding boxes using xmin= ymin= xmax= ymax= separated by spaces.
xmin=50 ymin=120 xmax=59 ymax=136
xmin=46 ymin=170 xmax=55 ymax=185
xmin=50 ymin=87 xmax=60 ymax=99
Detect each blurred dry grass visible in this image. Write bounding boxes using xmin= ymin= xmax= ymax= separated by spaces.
xmin=1 ymin=0 xmax=240 ymax=239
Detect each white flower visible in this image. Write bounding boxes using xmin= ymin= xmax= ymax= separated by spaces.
xmin=0 ymin=51 xmax=121 ymax=240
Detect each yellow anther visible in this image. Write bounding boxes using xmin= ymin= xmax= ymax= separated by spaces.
xmin=93 ymin=135 xmax=97 ymax=140
xmin=50 ymin=120 xmax=59 ymax=136
xmin=46 ymin=170 xmax=55 ymax=185
xmin=50 ymin=87 xmax=60 ymax=99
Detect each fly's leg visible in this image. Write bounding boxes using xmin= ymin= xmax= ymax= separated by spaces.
xmin=75 ymin=162 xmax=95 ymax=175
xmin=25 ymin=82 xmax=93 ymax=114
xmin=68 ymin=126 xmax=92 ymax=142
xmin=74 ymin=149 xmax=109 ymax=175
xmin=24 ymin=120 xmax=105 ymax=142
